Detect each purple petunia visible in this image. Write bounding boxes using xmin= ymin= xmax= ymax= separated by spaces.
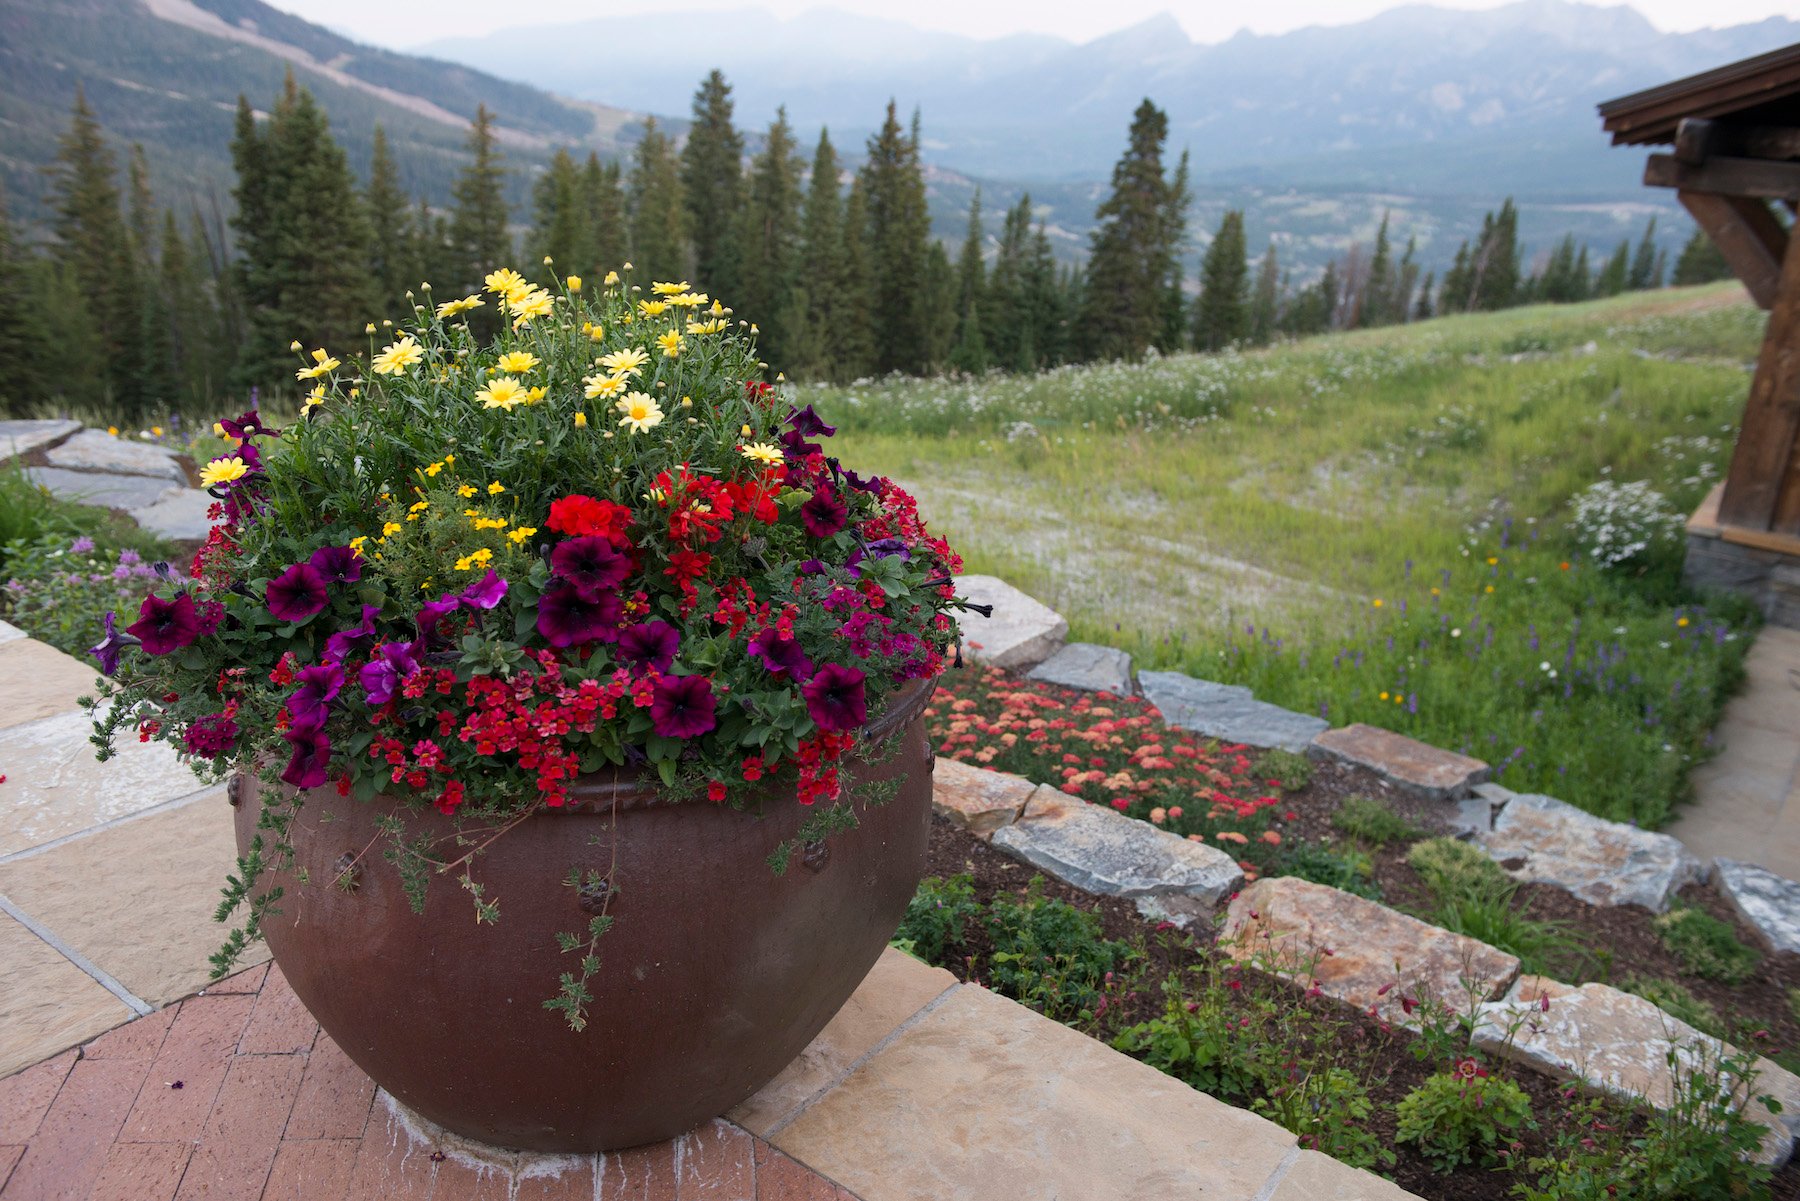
xmin=286 ymin=663 xmax=344 ymax=731
xmin=848 ymin=538 xmax=909 ymax=576
xmin=803 ymin=663 xmax=867 ymax=732
xmin=280 ymin=725 xmax=332 ymax=790
xmin=89 ymin=611 xmax=140 ymax=676
xmin=536 ymin=580 xmax=620 ymax=648
xmin=359 ymin=641 xmax=420 ymax=706
xmin=787 ymin=405 xmax=837 ymax=438
xmin=801 ymin=488 xmax=848 ymax=538
xmin=219 ymin=409 xmax=276 ymax=440
xmin=416 ymin=593 xmax=462 ymax=641
xmin=457 ymin=569 xmax=509 ymax=611
xmin=747 ymin=628 xmax=814 ymax=682
xmin=308 ymin=545 xmax=363 ymax=586
xmin=126 ymin=592 xmax=202 ymax=656
xmin=550 ymin=536 xmax=632 ymax=602
xmin=266 ymin=563 xmax=330 ymax=622
xmin=617 ymin=621 xmax=680 ymax=673
xmin=325 ymin=604 xmax=383 ymax=663
xmin=650 ymin=673 xmax=717 ymax=739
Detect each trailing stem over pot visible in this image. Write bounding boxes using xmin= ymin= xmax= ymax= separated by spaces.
xmin=87 ymin=267 xmax=974 ymax=1027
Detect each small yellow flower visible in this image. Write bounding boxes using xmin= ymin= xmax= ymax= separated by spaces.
xmin=488 ymin=481 xmax=505 ymax=495
xmin=508 ymin=526 xmax=537 ymax=544
xmin=303 ymin=385 xmax=327 ymax=411
xmin=637 ymin=299 xmax=670 ymax=318
xmin=603 ymin=270 xmax=620 ymax=286
xmin=381 ymin=521 xmax=403 ymax=538
xmin=1372 ymin=598 xmax=1383 ymax=608
xmin=1430 ymin=587 xmax=1440 ymax=596
xmin=740 ymin=424 xmax=752 ymax=436
xmin=453 ymin=548 xmax=495 ymax=572
xmin=657 ymin=330 xmax=684 ymax=358
xmin=615 ymin=392 xmax=664 ymax=434
xmin=477 ymin=376 xmax=527 ymax=410
xmin=1487 ymin=556 xmax=1498 ymax=566
xmin=582 ymin=321 xmax=605 ymax=341
xmin=739 ymin=442 xmax=784 ymax=466
xmin=686 ymin=318 xmax=728 ymax=334
xmin=198 ymin=457 xmax=248 ymax=488
xmin=1379 ymin=691 xmax=1389 ymax=701
xmin=457 ymin=484 xmax=477 ymax=498
xmin=574 ymin=412 xmax=588 ymax=428
xmin=565 ymin=275 xmax=583 ymax=293
xmin=470 ymin=516 xmax=509 ymax=530
xmin=348 ymin=536 xmax=368 ymax=555
xmin=1677 ymin=616 xmax=1690 ymax=628
xmin=107 ymin=426 xmax=119 ymax=436
xmin=507 ymin=287 xmax=554 ymax=326
xmin=436 ymin=294 xmax=484 ymax=319
xmin=525 ymin=386 xmax=547 ymax=404
xmin=372 ymin=335 xmax=424 ymax=376
xmin=670 ymin=291 xmax=707 ymax=308
xmin=584 ymin=372 xmax=629 ymax=400
xmin=495 ymin=350 xmax=539 ymax=374
xmin=484 ymin=268 xmax=528 ymax=302
xmin=409 ymin=500 xmax=430 ymax=514
xmin=652 ymin=280 xmax=690 ymax=295
xmin=296 ymin=348 xmax=340 ymax=380
xmin=365 ymin=322 xmax=376 ymax=334
xmin=679 ymin=396 xmax=693 ymax=408
xmin=1484 ymin=584 xmax=1495 ymax=594
xmin=425 ymin=460 xmax=445 ymax=477
xmin=289 ymin=340 xmax=303 ymax=352
xmin=598 ymin=347 xmax=649 ymax=376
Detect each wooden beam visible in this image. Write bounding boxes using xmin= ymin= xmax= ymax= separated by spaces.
xmin=1745 ymin=125 xmax=1800 ymax=161
xmin=1675 ymin=118 xmax=1800 ymax=163
xmin=1645 ymin=153 xmax=1800 ymax=201
xmin=1674 ymin=118 xmax=1720 ymax=164
xmin=1678 ymin=191 xmax=1786 ymax=308
xmin=1718 ymin=220 xmax=1800 ymax=531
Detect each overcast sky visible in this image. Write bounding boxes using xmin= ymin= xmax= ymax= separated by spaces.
xmin=264 ymin=0 xmax=1800 ymax=49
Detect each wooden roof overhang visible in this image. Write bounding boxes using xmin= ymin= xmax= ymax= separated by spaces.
xmin=1600 ymin=46 xmax=1800 ymax=540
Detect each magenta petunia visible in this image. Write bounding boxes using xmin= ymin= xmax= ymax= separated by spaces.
xmin=90 ymin=611 xmax=139 ymax=676
xmin=280 ymin=726 xmax=332 ymax=790
xmin=801 ymin=488 xmax=848 ymax=538
xmin=550 ymin=536 xmax=632 ymax=602
xmin=416 ymin=593 xmax=462 ymax=641
xmin=183 ymin=711 xmax=239 ymax=758
xmin=747 ymin=628 xmax=814 ymax=681
xmin=802 ymin=663 xmax=867 ymax=732
xmin=787 ymin=404 xmax=837 ymax=438
xmin=308 ymin=545 xmax=363 ymax=585
xmin=126 ymin=592 xmax=202 ymax=655
xmin=536 ymin=580 xmax=620 ymax=648
xmin=617 ymin=620 xmax=680 ymax=673
xmin=457 ymin=569 xmax=509 ymax=610
xmin=266 ymin=563 xmax=330 ymax=622
xmin=650 ymin=673 xmax=717 ymax=738
xmin=358 ymin=641 xmax=420 ymax=706
xmin=286 ymin=663 xmax=344 ymax=732
xmin=325 ymin=604 xmax=383 ymax=663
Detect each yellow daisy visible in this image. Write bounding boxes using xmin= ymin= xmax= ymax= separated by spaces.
xmin=296 ymin=348 xmax=340 ymax=381
xmin=598 ymin=347 xmax=649 ymax=376
xmin=615 ymin=392 xmax=664 ymax=434
xmin=739 ymin=442 xmax=784 ymax=466
xmin=484 ymin=268 xmax=528 ymax=302
xmin=436 ymin=294 xmax=484 ymax=319
xmin=687 ymin=318 xmax=727 ymax=335
xmin=652 ymin=280 xmax=690 ymax=295
xmin=477 ymin=376 xmax=527 ymax=410
xmin=495 ymin=350 xmax=539 ymax=374
xmin=372 ymin=335 xmax=424 ymax=376
xmin=657 ymin=330 xmax=684 ymax=358
xmin=507 ymin=287 xmax=554 ymax=326
xmin=302 ymin=385 xmax=327 ymax=411
xmin=637 ymin=299 xmax=669 ymax=318
xmin=198 ymin=457 xmax=247 ymax=488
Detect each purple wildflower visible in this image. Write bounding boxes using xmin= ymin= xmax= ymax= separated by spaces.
xmin=359 ymin=642 xmax=420 ymax=706
xmin=127 ymin=593 xmax=202 ymax=655
xmin=286 ymin=663 xmax=344 ymax=731
xmin=617 ymin=621 xmax=680 ymax=673
xmin=266 ymin=563 xmax=329 ymax=622
xmin=457 ymin=569 xmax=509 ymax=611
xmin=803 ymin=663 xmax=867 ymax=731
xmin=69 ymin=536 xmax=95 ymax=554
xmin=787 ymin=405 xmax=837 ymax=438
xmin=325 ymin=604 xmax=383 ymax=663
xmin=650 ymin=674 xmax=717 ymax=738
xmin=280 ymin=726 xmax=332 ymax=790
xmin=747 ymin=628 xmax=814 ymax=681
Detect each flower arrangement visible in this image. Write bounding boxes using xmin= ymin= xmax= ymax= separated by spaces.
xmin=89 ymin=268 xmax=966 ymax=1015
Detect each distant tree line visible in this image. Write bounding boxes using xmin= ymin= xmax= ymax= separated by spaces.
xmin=0 ymin=79 xmax=1743 ymax=422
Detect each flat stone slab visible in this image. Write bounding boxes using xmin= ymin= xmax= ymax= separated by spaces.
xmin=931 ymin=757 xmax=1035 ymax=839
xmin=0 ymin=419 xmax=80 ymax=461
xmin=0 ymin=638 xmax=99 ymax=733
xmin=0 ymin=619 xmax=23 ymax=644
xmin=43 ymin=429 xmax=185 ymax=482
xmin=1308 ymin=723 xmax=1490 ymax=801
xmin=1268 ymin=1149 xmax=1422 ymax=1200
xmin=1479 ymin=976 xmax=1800 ymax=1166
xmin=1223 ymin=877 xmax=1520 ymax=1017
xmin=25 ymin=467 xmax=184 ymax=512
xmin=1026 ymin=642 xmax=1134 ymax=695
xmin=992 ymin=785 xmax=1244 ymax=905
xmin=1140 ymin=670 xmax=1328 ymax=754
xmin=1475 ymin=790 xmax=1706 ymax=911
xmin=955 ymin=575 xmax=1067 ymax=671
xmin=1714 ymin=859 xmax=1800 ymax=955
xmin=0 ymin=912 xmax=134 ymax=1078
xmin=131 ymin=487 xmax=214 ymax=541
xmin=772 ymin=983 xmax=1304 ymax=1201
xmin=0 ymin=709 xmax=209 ymax=857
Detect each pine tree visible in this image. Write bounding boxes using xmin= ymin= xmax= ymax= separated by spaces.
xmin=1439 ymin=242 xmax=1473 ymax=314
xmin=0 ymin=183 xmax=40 ymax=414
xmin=1080 ymin=99 xmax=1185 ymax=362
xmin=159 ymin=209 xmax=204 ymax=407
xmin=1158 ymin=150 xmax=1192 ymax=353
xmin=858 ymin=101 xmax=932 ymax=374
xmin=1024 ymin=224 xmax=1066 ymax=368
xmin=1393 ymin=236 xmax=1420 ymax=323
xmin=1628 ymin=217 xmax=1660 ymax=291
xmin=530 ymin=148 xmax=588 ymax=283
xmin=923 ymin=241 xmax=958 ymax=371
xmin=1672 ymin=229 xmax=1730 ymax=285
xmin=1539 ymin=234 xmax=1581 ymax=303
xmin=1361 ymin=212 xmax=1394 ymax=327
xmin=1414 ymin=271 xmax=1435 ymax=321
xmin=1596 ymin=240 xmax=1630 ymax=298
xmin=630 ymin=118 xmax=690 ymax=285
xmin=450 ymin=105 xmax=511 ymax=290
xmin=733 ymin=109 xmax=805 ymax=372
xmin=834 ymin=177 xmax=876 ymax=380
xmin=583 ymin=153 xmax=629 ymax=276
xmin=1470 ymin=198 xmax=1520 ymax=311
xmin=949 ymin=190 xmax=988 ymax=373
xmin=123 ymin=144 xmax=168 ymax=412
xmin=681 ymin=70 xmax=745 ymax=301
xmin=1247 ymin=242 xmax=1279 ymax=346
xmin=365 ymin=125 xmax=415 ymax=305
xmin=1192 ymin=210 xmax=1249 ymax=351
xmin=793 ymin=128 xmax=845 ymax=381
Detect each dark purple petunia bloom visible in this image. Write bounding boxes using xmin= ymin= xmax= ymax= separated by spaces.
xmin=219 ymin=409 xmax=276 ymax=440
xmin=650 ymin=674 xmax=717 ymax=738
xmin=359 ymin=641 xmax=420 ymax=706
xmin=841 ymin=467 xmax=883 ymax=494
xmin=801 ymin=488 xmax=848 ymax=538
xmin=308 ymin=545 xmax=363 ymax=586
xmin=550 ymin=536 xmax=631 ymax=602
xmin=848 ymin=538 xmax=910 ymax=576
xmin=797 ymin=559 xmax=828 ymax=576
xmin=127 ymin=592 xmax=202 ymax=655
xmin=280 ymin=725 xmax=332 ymax=790
xmin=536 ymin=580 xmax=620 ymax=648
xmin=90 ymin=611 xmax=140 ymax=676
xmin=416 ymin=593 xmax=461 ymax=641
xmin=234 ymin=442 xmax=264 ymax=474
xmin=778 ymin=426 xmax=819 ymax=461
xmin=325 ymin=604 xmax=383 ymax=663
xmin=266 ymin=563 xmax=330 ymax=622
xmin=286 ymin=663 xmax=344 ymax=731
xmin=803 ymin=663 xmax=867 ymax=732
xmin=617 ymin=621 xmax=680 ymax=673
xmin=787 ymin=405 xmax=837 ymax=438
xmin=458 ymin=569 xmax=509 ymax=610
xmin=747 ymin=628 xmax=814 ymax=681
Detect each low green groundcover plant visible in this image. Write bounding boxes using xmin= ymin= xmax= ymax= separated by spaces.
xmin=3 ymin=534 xmax=168 ymax=659
xmin=1407 ymin=838 xmax=1583 ymax=978
xmin=1330 ymin=794 xmax=1421 ymax=846
xmin=1654 ymin=906 xmax=1762 ymax=985
xmin=1395 ymin=1062 xmax=1534 ymax=1172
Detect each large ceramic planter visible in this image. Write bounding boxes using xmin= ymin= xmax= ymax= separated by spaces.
xmin=233 ymin=677 xmax=937 ymax=1152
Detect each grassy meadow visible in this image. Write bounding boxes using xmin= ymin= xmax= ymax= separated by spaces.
xmin=804 ymin=283 xmax=1769 ymax=827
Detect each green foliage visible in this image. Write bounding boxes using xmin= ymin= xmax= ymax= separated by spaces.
xmin=629 ymin=118 xmax=689 ymax=287
xmin=1330 ymin=795 xmax=1419 ymax=846
xmin=893 ymin=873 xmax=981 ymax=963
xmin=1 ymin=534 xmax=168 ymax=659
xmin=1192 ymin=209 xmax=1248 ymax=351
xmin=859 ymin=103 xmax=933 ymax=375
xmin=1277 ymin=842 xmax=1381 ymax=900
xmin=1408 ymin=837 xmax=1510 ymax=899
xmin=1252 ymin=1066 xmax=1393 ymax=1173
xmin=1079 ymin=99 xmax=1188 ymax=362
xmin=983 ymin=877 xmax=1129 ymax=1021
xmin=449 ymin=104 xmax=512 ymax=296
xmin=1395 ymin=1068 xmax=1534 ymax=1171
xmin=1251 ymin=747 xmax=1311 ymax=792
xmin=1672 ymin=229 xmax=1731 ymax=287
xmin=1620 ymin=974 xmax=1725 ymax=1038
xmin=735 ymin=109 xmax=805 ymax=372
xmin=1654 ymin=907 xmax=1761 ymax=985
xmin=680 ymin=70 xmax=745 ymax=303
xmin=1409 ymin=837 xmax=1583 ymax=975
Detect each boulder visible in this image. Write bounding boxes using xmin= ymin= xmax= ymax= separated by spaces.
xmin=955 ymin=576 xmax=1067 ymax=671
xmin=1027 ymin=643 xmax=1134 ymax=696
xmin=1712 ymin=859 xmax=1800 ymax=956
xmin=1474 ymin=791 xmax=1705 ymax=911
xmin=43 ymin=429 xmax=185 ymax=482
xmin=132 ymin=488 xmax=215 ymax=542
xmin=1138 ymin=671 xmax=1327 ymax=754
xmin=991 ymin=785 xmax=1243 ymax=906
xmin=1307 ymin=724 xmax=1489 ymax=801
xmin=1222 ymin=877 xmax=1519 ymax=1018
xmin=25 ymin=467 xmax=185 ymax=512
xmin=0 ymin=419 xmax=80 ymax=460
xmin=931 ymin=758 xmax=1035 ymax=839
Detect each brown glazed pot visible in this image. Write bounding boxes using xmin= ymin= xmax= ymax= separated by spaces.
xmin=233 ymin=677 xmax=936 ymax=1152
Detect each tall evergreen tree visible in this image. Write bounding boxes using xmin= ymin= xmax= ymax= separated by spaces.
xmin=834 ymin=177 xmax=876 ymax=380
xmin=949 ymin=190 xmax=988 ymax=373
xmin=1158 ymin=150 xmax=1193 ymax=353
xmin=1414 ymin=271 xmax=1435 ymax=321
xmin=1470 ymin=198 xmax=1520 ymax=311
xmin=630 ymin=118 xmax=690 ymax=285
xmin=0 ymin=183 xmax=41 ymax=412
xmin=793 ymin=128 xmax=845 ymax=381
xmin=1439 ymin=242 xmax=1473 ymax=313
xmin=1596 ymin=240 xmax=1630 ymax=298
xmin=1024 ymin=223 xmax=1067 ymax=368
xmin=123 ymin=144 xmax=168 ymax=412
xmin=987 ymin=195 xmax=1034 ymax=371
xmin=1393 ymin=235 xmax=1420 ymax=323
xmin=449 ymin=104 xmax=511 ymax=290
xmin=1360 ymin=212 xmax=1394 ymax=327
xmin=1079 ymin=99 xmax=1184 ymax=361
xmin=582 ymin=153 xmax=629 ymax=276
xmin=530 ymin=148 xmax=588 ymax=282
xmin=1672 ymin=229 xmax=1729 ymax=285
xmin=681 ymin=70 xmax=745 ymax=301
xmin=1247 ymin=241 xmax=1279 ymax=346
xmin=1628 ymin=217 xmax=1660 ymax=291
xmin=1192 ymin=210 xmax=1249 ymax=351
xmin=735 ymin=108 xmax=805 ymax=372
xmin=364 ymin=125 xmax=415 ymax=305
xmin=858 ymin=101 xmax=932 ymax=374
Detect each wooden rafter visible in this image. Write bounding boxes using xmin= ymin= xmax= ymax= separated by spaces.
xmin=1718 ymin=224 xmax=1800 ymax=532
xmin=1644 ymin=153 xmax=1800 ymax=202
xmin=1675 ymin=191 xmax=1787 ymax=309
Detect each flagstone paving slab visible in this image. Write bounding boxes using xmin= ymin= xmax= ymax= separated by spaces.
xmin=25 ymin=467 xmax=186 ymax=512
xmin=0 ymin=620 xmax=26 ymax=644
xmin=0 ymin=419 xmax=81 ymax=461
xmin=1140 ymin=671 xmax=1328 ymax=754
xmin=1224 ymin=877 xmax=1520 ymax=1017
xmin=1025 ymin=641 xmax=1134 ymax=695
xmin=0 ymin=708 xmax=207 ymax=857
xmin=0 ymin=788 xmax=259 ymax=1007
xmin=131 ymin=488 xmax=214 ymax=543
xmin=1473 ymin=787 xmax=1706 ymax=911
xmin=0 ymin=639 xmax=100 ymax=733
xmin=43 ymin=430 xmax=185 ymax=482
xmin=771 ymin=983 xmax=1303 ymax=1201
xmin=1267 ymin=1149 xmax=1421 ymax=1200
xmin=1308 ymin=723 xmax=1490 ymax=801
xmin=928 ymin=758 xmax=1035 ymax=839
xmin=953 ymin=575 xmax=1067 ymax=670
xmin=992 ymin=784 xmax=1243 ymax=904
xmin=1713 ymin=858 xmax=1800 ymax=954
xmin=0 ymin=913 xmax=134 ymax=1078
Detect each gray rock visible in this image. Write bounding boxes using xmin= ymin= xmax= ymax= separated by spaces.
xmin=1474 ymin=792 xmax=1705 ymax=911
xmin=0 ymin=619 xmax=24 ymax=644
xmin=1027 ymin=642 xmax=1134 ymax=695
xmin=26 ymin=467 xmax=185 ymax=511
xmin=1138 ymin=671 xmax=1328 ymax=754
xmin=132 ymin=489 xmax=215 ymax=542
xmin=44 ymin=429 xmax=185 ymax=482
xmin=992 ymin=785 xmax=1243 ymax=905
xmin=0 ymin=419 xmax=80 ymax=460
xmin=955 ymin=575 xmax=1068 ymax=671
xmin=1713 ymin=859 xmax=1800 ymax=955
xmin=1308 ymin=724 xmax=1489 ymax=802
